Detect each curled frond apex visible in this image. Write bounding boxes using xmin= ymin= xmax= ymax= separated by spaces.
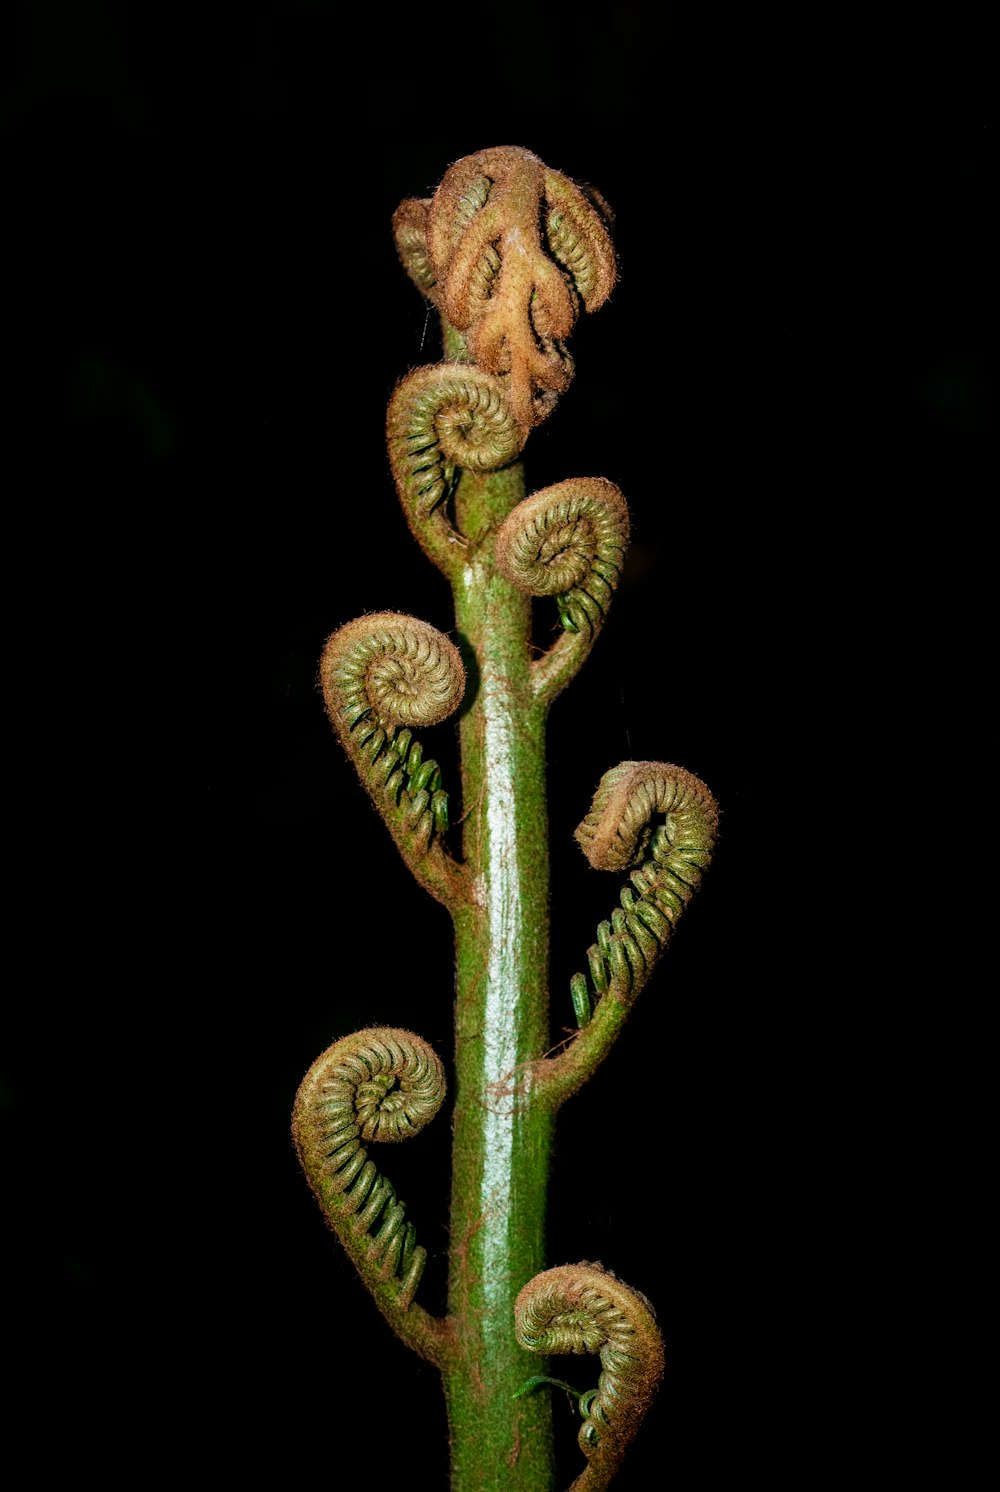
xmin=397 ymin=146 xmax=616 ymax=430
xmin=293 ymin=1028 xmax=446 ymax=1312
xmin=515 ymin=1262 xmax=664 ymax=1488
xmin=321 ymin=612 xmax=466 ymax=735
xmin=392 ymin=197 xmax=437 ymax=301
xmin=317 ymin=615 xmax=467 ymax=901
xmin=575 ymin=762 xmax=719 ymax=873
xmin=494 ymin=477 xmax=630 ymax=635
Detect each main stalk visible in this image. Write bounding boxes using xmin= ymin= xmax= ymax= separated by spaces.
xmin=445 ymin=461 xmax=556 ymax=1490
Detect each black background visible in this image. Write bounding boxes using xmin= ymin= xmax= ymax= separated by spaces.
xmin=3 ymin=6 xmax=988 ymax=1485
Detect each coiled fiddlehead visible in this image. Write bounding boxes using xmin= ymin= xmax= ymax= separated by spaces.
xmin=293 ymin=1028 xmax=446 ymax=1321
xmin=319 ymin=613 xmax=468 ymax=907
xmin=515 ymin=1262 xmax=664 ymax=1490
xmin=387 ymin=363 xmax=527 ymax=575
xmin=392 ymin=194 xmax=438 ymax=301
xmin=493 ymin=478 xmax=630 ymax=703
xmin=392 ymin=146 xmax=616 ymax=433
xmin=569 ymin=762 xmax=719 ymax=1024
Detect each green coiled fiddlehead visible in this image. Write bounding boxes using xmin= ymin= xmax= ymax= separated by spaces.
xmin=515 ymin=1263 xmax=664 ymax=1491
xmin=386 ymin=364 xmax=527 ymax=577
xmin=574 ymin=760 xmax=717 ymax=1013
xmin=493 ymin=477 xmax=631 ymax=705
xmin=293 ymin=1028 xmax=454 ymax=1366
xmin=536 ymin=762 xmax=719 ymax=1107
xmin=319 ymin=612 xmax=469 ymax=910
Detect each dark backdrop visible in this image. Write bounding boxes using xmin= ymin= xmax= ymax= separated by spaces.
xmin=4 ymin=7 xmax=987 ymax=1485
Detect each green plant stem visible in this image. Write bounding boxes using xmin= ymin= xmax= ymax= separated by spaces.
xmin=299 ymin=149 xmax=697 ymax=1490
xmin=444 ymin=460 xmax=556 ymax=1489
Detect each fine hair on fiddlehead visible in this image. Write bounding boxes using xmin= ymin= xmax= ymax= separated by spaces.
xmin=319 ymin=613 xmax=468 ymax=903
xmin=387 ymin=365 xmax=528 ymax=571
xmin=515 ymin=1262 xmax=664 ymax=1490
xmin=569 ymin=762 xmax=719 ymax=1025
xmin=392 ymin=146 xmax=616 ymax=432
xmin=293 ymin=1027 xmax=447 ymax=1312
xmin=495 ymin=477 xmax=630 ymax=637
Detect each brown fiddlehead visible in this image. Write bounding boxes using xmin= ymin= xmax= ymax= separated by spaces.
xmin=493 ymin=477 xmax=630 ymax=704
xmin=319 ymin=612 xmax=469 ymax=909
xmin=515 ymin=1262 xmax=664 ymax=1490
xmin=537 ymin=762 xmax=719 ymax=1107
xmin=293 ymin=1027 xmax=454 ymax=1366
xmin=393 ymin=145 xmax=616 ymax=433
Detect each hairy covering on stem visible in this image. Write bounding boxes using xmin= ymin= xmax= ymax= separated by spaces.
xmin=515 ymin=1262 xmax=664 ymax=1490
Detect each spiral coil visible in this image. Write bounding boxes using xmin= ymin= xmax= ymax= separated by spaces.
xmin=389 ymin=363 xmax=526 ymax=507
xmin=392 ymin=196 xmax=438 ymax=299
xmin=293 ymin=1028 xmax=446 ymax=1311
xmin=494 ymin=478 xmax=630 ymax=635
xmin=387 ymin=365 xmax=527 ymax=569
xmin=570 ymin=763 xmax=718 ymax=1022
xmin=541 ymin=171 xmax=617 ymax=312
xmin=320 ymin=613 xmax=464 ymax=857
xmin=515 ymin=1262 xmax=663 ymax=1487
